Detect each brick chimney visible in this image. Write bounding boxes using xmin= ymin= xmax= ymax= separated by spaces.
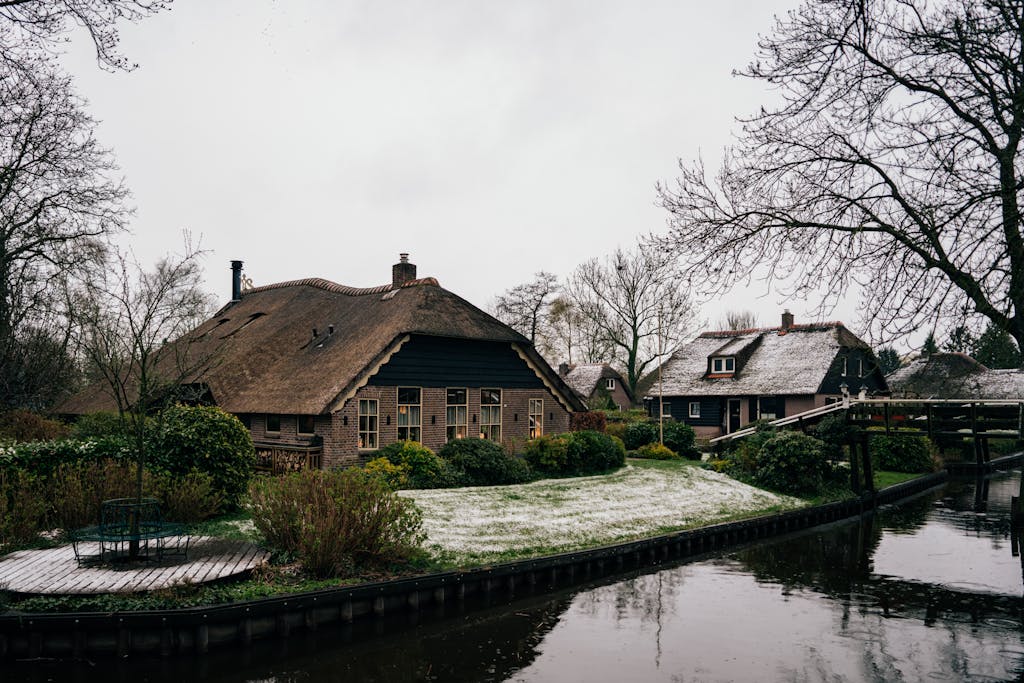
xmin=780 ymin=309 xmax=794 ymax=333
xmin=392 ymin=253 xmax=417 ymax=288
xmin=230 ymin=260 xmax=243 ymax=302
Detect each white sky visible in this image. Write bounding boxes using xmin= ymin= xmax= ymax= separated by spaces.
xmin=59 ymin=0 xmax=868 ymax=341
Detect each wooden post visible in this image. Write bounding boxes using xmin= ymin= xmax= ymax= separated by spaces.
xmin=849 ymin=434 xmax=861 ymax=495
xmin=861 ymin=434 xmax=875 ymax=495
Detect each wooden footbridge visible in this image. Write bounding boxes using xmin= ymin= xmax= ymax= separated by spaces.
xmin=712 ymin=398 xmax=1024 ymax=494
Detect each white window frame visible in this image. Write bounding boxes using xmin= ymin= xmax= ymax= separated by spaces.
xmin=711 ymin=356 xmax=735 ymax=373
xmin=358 ymin=399 xmax=378 ymax=450
xmin=605 ymin=378 xmax=616 ymax=390
xmin=688 ymin=401 xmax=700 ymax=419
xmin=529 ymin=398 xmax=543 ymax=439
xmin=480 ymin=388 xmax=502 ymax=441
xmin=842 ymin=357 xmax=848 ymax=376
xmin=857 ymin=358 xmax=864 ymax=378
xmin=757 ymin=397 xmax=778 ymax=421
xmin=397 ymin=387 xmax=421 ymax=442
xmin=446 ymin=388 xmax=468 ymax=441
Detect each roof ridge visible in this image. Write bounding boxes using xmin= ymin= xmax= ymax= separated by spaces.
xmin=243 ymin=278 xmax=394 ymax=297
xmin=699 ymin=321 xmax=845 ymax=338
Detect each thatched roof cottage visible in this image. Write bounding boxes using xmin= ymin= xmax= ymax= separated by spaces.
xmin=63 ymin=255 xmax=583 ymax=469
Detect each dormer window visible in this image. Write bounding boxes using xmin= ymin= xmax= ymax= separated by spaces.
xmin=711 ymin=356 xmax=735 ymax=374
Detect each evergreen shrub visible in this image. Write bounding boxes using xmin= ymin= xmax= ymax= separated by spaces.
xmin=375 ymin=440 xmax=442 ymax=488
xmin=870 ymin=434 xmax=937 ymax=473
xmin=662 ymin=421 xmax=699 ymax=459
xmin=148 ymin=405 xmax=255 ymax=509
xmin=364 ymin=456 xmax=410 ymax=490
xmin=437 ymin=438 xmax=531 ymax=486
xmin=634 ymin=442 xmax=679 ymax=460
xmin=754 ymin=431 xmax=830 ymax=496
xmin=622 ymin=421 xmax=659 ymax=450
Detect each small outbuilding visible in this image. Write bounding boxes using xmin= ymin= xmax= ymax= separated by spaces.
xmin=558 ymin=363 xmax=634 ymax=410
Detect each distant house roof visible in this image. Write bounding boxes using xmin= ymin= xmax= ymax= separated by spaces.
xmin=887 ymin=352 xmax=1024 ymax=400
xmin=61 ymin=268 xmax=583 ymax=416
xmin=560 ymin=363 xmax=632 ymax=402
xmin=649 ymin=321 xmax=874 ymax=397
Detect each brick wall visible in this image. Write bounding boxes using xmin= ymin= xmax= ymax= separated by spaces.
xmin=321 ymin=385 xmax=573 ymax=469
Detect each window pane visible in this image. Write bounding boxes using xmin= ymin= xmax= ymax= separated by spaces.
xmin=481 ymin=388 xmax=501 ymax=405
xmin=266 ymin=414 xmax=280 ymax=432
xmin=298 ymin=415 xmax=315 ymax=434
xmin=447 ymin=388 xmax=467 ymax=404
xmin=398 ymin=387 xmax=420 ymax=404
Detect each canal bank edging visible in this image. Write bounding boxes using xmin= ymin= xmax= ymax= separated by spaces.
xmin=0 ymin=470 xmax=952 ymax=659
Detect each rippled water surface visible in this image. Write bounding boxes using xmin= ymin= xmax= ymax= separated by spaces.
xmin=10 ymin=471 xmax=1024 ymax=682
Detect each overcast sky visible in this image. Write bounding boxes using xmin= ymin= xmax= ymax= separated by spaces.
xmin=59 ymin=0 xmax=866 ymax=339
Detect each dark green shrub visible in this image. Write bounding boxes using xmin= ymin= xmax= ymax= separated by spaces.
xmin=0 ymin=468 xmax=47 ymax=548
xmin=0 ymin=410 xmax=70 ymax=442
xmin=148 ymin=405 xmax=255 ymax=509
xmin=522 ymin=434 xmax=571 ymax=474
xmin=247 ymin=468 xmax=424 ymax=577
xmin=364 ymin=456 xmax=410 ymax=490
xmin=634 ymin=442 xmax=679 ymax=460
xmin=605 ymin=421 xmax=627 ymax=442
xmin=72 ymin=412 xmax=135 ymax=439
xmin=623 ymin=421 xmax=659 ymax=450
xmin=376 ymin=440 xmax=443 ymax=488
xmin=0 ymin=436 xmax=133 ymax=477
xmin=754 ymin=431 xmax=830 ymax=496
xmin=570 ymin=411 xmax=607 ymax=432
xmin=46 ymin=459 xmax=142 ymax=530
xmin=662 ymin=421 xmax=699 ymax=459
xmin=870 ymin=434 xmax=937 ymax=473
xmin=437 ymin=438 xmax=530 ymax=486
xmin=564 ymin=430 xmax=625 ymax=473
xmin=813 ymin=413 xmax=858 ymax=461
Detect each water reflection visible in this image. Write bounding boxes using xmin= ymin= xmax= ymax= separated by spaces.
xmin=7 ymin=471 xmax=1024 ymax=682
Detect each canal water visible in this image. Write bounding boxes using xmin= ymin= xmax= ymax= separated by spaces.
xmin=10 ymin=470 xmax=1024 ymax=682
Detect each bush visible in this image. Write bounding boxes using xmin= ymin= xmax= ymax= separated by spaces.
xmin=570 ymin=411 xmax=607 ymax=432
xmin=46 ymin=459 xmax=141 ymax=530
xmin=662 ymin=421 xmax=699 ymax=459
xmin=564 ymin=430 xmax=625 ymax=473
xmin=605 ymin=421 xmax=627 ymax=442
xmin=522 ymin=434 xmax=571 ymax=474
xmin=871 ymin=434 xmax=937 ymax=473
xmin=0 ymin=468 xmax=47 ymax=548
xmin=247 ymin=468 xmax=424 ymax=577
xmin=813 ymin=413 xmax=858 ymax=461
xmin=437 ymin=438 xmax=530 ymax=486
xmin=72 ymin=412 xmax=135 ymax=439
xmin=0 ymin=436 xmax=133 ymax=477
xmin=364 ymin=457 xmax=410 ymax=490
xmin=148 ymin=405 xmax=255 ymax=509
xmin=151 ymin=470 xmax=224 ymax=525
xmin=623 ymin=421 xmax=659 ymax=450
xmin=375 ymin=441 xmax=442 ymax=488
xmin=0 ymin=410 xmax=69 ymax=442
xmin=634 ymin=442 xmax=679 ymax=460
xmin=754 ymin=431 xmax=830 ymax=496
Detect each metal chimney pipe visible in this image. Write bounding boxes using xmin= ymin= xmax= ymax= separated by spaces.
xmin=231 ymin=260 xmax=243 ymax=302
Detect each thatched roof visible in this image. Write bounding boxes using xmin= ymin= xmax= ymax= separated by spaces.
xmin=561 ymin=363 xmax=633 ymax=402
xmin=62 ymin=276 xmax=583 ymax=415
xmin=887 ymin=352 xmax=1024 ymax=399
xmin=644 ymin=322 xmax=872 ymax=398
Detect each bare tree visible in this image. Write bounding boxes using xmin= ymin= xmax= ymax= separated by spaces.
xmin=568 ymin=246 xmax=696 ymax=395
xmin=715 ymin=310 xmax=759 ymax=331
xmin=657 ymin=0 xmax=1024 ymax=363
xmin=0 ymin=65 xmax=129 ymax=409
xmin=544 ymin=295 xmax=616 ymax=365
xmin=1 ymin=0 xmax=171 ymax=71
xmin=492 ymin=272 xmax=559 ymax=347
xmin=78 ymin=239 xmax=213 ymax=513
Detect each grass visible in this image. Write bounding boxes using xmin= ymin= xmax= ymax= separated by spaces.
xmin=873 ymin=470 xmax=930 ymax=489
xmin=401 ymin=458 xmax=804 ymax=566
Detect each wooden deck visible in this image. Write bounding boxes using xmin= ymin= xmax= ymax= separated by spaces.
xmin=0 ymin=537 xmax=269 ymax=595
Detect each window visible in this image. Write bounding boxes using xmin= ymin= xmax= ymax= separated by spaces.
xmin=711 ymin=356 xmax=735 ymax=373
xmin=446 ymin=388 xmax=468 ymax=441
xmin=480 ymin=388 xmax=502 ymax=441
xmin=757 ymin=397 xmax=778 ymax=421
xmin=688 ymin=401 xmax=701 ymax=419
xmin=857 ymin=358 xmax=864 ymax=378
xmin=397 ymin=387 xmax=421 ymax=441
xmin=265 ymin=414 xmax=280 ymax=433
xmin=605 ymin=378 xmax=616 ymax=390
xmin=358 ymin=400 xmax=378 ymax=449
xmin=529 ymin=399 xmax=543 ymax=439
xmin=842 ymin=357 xmax=848 ymax=376
xmin=297 ymin=415 xmax=316 ymax=435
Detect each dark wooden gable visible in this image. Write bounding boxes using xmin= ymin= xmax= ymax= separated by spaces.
xmin=367 ymin=334 xmax=544 ymax=388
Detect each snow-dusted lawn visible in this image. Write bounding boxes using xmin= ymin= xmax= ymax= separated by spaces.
xmin=400 ymin=461 xmax=804 ymax=565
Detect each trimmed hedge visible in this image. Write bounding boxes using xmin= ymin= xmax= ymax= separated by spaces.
xmin=633 ymin=442 xmax=678 ymax=460
xmin=523 ymin=430 xmax=625 ymax=476
xmin=570 ymin=411 xmax=607 ymax=433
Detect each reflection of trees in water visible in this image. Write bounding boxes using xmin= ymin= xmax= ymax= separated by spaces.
xmin=7 ymin=593 xmax=576 ymax=683
xmin=572 ymin=568 xmax=685 ymax=629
